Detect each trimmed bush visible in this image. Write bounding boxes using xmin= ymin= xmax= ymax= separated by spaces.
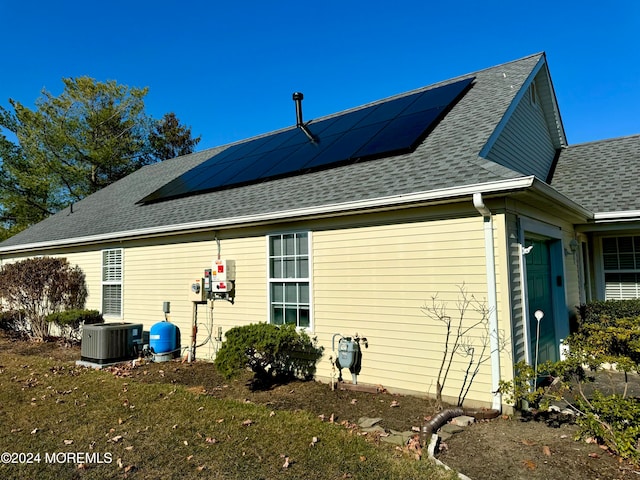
xmin=579 ymin=299 xmax=640 ymax=324
xmin=46 ymin=309 xmax=103 ymax=342
xmin=214 ymin=323 xmax=323 ymax=388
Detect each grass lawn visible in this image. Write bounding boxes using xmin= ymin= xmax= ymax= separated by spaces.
xmin=0 ymin=336 xmax=455 ymax=480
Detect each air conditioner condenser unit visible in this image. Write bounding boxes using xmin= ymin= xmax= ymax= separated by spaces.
xmin=80 ymin=322 xmax=143 ymax=365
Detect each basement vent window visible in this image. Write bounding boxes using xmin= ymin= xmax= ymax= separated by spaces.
xmin=603 ymin=236 xmax=640 ymax=300
xmin=102 ymin=248 xmax=123 ymax=317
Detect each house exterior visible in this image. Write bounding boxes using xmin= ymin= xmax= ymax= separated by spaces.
xmin=1 ymin=52 xmax=638 ymax=409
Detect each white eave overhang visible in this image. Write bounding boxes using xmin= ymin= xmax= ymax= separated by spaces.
xmin=0 ymin=175 xmax=590 ymax=255
xmin=593 ymin=211 xmax=640 ymax=222
xmin=574 ymin=210 xmax=640 ymax=233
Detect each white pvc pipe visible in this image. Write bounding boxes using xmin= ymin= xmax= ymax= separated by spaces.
xmin=473 ymin=193 xmax=502 ymax=411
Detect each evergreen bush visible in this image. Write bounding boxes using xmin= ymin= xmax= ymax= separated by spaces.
xmin=579 ymin=299 xmax=640 ymax=324
xmin=214 ymin=323 xmax=323 ymax=388
xmin=46 ymin=309 xmax=103 ymax=342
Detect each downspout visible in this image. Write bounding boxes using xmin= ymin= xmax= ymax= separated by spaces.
xmin=472 ymin=193 xmax=502 ymax=411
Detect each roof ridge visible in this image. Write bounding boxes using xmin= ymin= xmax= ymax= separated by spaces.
xmin=468 ymin=52 xmax=545 ymax=75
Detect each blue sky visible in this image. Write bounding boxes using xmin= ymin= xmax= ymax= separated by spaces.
xmin=1 ymin=1 xmax=638 ymax=151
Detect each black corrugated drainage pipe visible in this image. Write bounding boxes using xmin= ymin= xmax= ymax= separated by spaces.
xmin=423 ymin=408 xmax=472 ymax=480
xmin=422 ymin=408 xmax=465 ymax=438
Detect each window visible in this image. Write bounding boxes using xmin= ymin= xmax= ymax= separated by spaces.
xmin=268 ymin=233 xmax=311 ymax=328
xmin=602 ymin=236 xmax=640 ymax=299
xmin=102 ymin=248 xmax=123 ymax=316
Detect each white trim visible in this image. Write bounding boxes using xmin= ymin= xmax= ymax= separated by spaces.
xmin=519 ymin=222 xmax=569 ymax=363
xmin=101 ymin=248 xmax=123 ymax=318
xmin=593 ymin=210 xmax=640 ymax=222
xmin=0 ymin=177 xmax=538 ymax=254
xmin=599 ymin=234 xmax=640 ymax=300
xmin=472 ymin=193 xmax=502 ymax=411
xmin=266 ymin=231 xmax=313 ymax=331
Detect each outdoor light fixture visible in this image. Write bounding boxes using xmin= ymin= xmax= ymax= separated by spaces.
xmin=565 ymin=238 xmax=579 ymax=256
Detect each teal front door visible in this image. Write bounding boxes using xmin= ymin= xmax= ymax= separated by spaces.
xmin=525 ymin=238 xmax=558 ymax=364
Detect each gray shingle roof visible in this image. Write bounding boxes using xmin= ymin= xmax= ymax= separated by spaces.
xmin=551 ymin=134 xmax=640 ymax=213
xmin=0 ymin=54 xmax=544 ymax=249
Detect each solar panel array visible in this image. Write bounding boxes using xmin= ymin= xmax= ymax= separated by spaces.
xmin=140 ymin=77 xmax=474 ymax=204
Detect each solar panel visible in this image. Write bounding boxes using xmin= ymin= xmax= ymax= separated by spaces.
xmin=140 ymin=76 xmax=474 ymax=204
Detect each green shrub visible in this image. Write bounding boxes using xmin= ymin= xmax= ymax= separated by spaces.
xmin=214 ymin=323 xmax=323 ymax=388
xmin=565 ymin=316 xmax=640 ymax=372
xmin=46 ymin=309 xmax=103 ymax=342
xmin=579 ymin=299 xmax=640 ymax=324
xmin=502 ymin=301 xmax=640 ymax=461
xmin=574 ymin=391 xmax=640 ymax=460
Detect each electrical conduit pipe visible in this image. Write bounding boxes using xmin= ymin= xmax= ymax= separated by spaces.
xmin=473 ymin=193 xmax=502 ymax=411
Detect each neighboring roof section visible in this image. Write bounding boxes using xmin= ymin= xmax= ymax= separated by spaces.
xmin=0 ymin=54 xmax=545 ymax=251
xmin=551 ymin=134 xmax=640 ymax=213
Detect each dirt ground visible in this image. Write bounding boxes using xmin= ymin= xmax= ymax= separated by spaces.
xmin=2 ymin=334 xmax=640 ymax=479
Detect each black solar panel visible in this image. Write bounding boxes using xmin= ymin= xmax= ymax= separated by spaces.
xmin=140 ymin=77 xmax=474 ymax=204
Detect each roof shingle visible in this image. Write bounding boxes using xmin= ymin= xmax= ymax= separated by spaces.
xmin=551 ymin=134 xmax=640 ymax=213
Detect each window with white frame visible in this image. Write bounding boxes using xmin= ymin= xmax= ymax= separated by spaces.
xmin=102 ymin=248 xmax=123 ymax=316
xmin=268 ymin=232 xmax=310 ymax=328
xmin=602 ymin=236 xmax=640 ymax=299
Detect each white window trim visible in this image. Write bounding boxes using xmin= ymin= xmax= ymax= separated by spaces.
xmin=600 ymin=235 xmax=640 ymax=300
xmin=102 ymin=248 xmax=123 ymax=318
xmin=266 ymin=231 xmax=313 ymax=331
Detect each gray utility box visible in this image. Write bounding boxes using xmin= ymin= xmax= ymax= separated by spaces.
xmin=81 ymin=322 xmax=143 ymax=365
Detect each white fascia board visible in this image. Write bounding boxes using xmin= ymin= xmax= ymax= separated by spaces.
xmin=593 ymin=211 xmax=640 ymax=222
xmin=0 ymin=176 xmax=537 ymax=254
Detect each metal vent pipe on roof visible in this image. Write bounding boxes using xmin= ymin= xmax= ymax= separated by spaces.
xmin=292 ymin=92 xmax=317 ymax=144
xmin=293 ymin=92 xmax=305 ymax=126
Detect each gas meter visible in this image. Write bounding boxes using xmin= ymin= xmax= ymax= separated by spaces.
xmin=338 ymin=338 xmax=359 ymax=369
xmin=332 ymin=333 xmax=368 ymax=385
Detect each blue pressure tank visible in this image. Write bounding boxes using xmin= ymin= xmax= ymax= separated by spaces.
xmin=149 ymin=321 xmax=179 ymax=355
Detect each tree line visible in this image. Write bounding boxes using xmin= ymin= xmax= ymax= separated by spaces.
xmin=0 ymin=77 xmax=201 ymax=240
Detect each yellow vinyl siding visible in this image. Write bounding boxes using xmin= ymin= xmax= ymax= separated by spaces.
xmin=121 ymin=235 xmax=267 ymax=358
xmin=62 ymin=250 xmax=103 ymax=312
xmin=312 ymin=214 xmax=504 ymax=406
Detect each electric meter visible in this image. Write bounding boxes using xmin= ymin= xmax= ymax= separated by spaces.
xmin=188 ymin=279 xmax=206 ymax=302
